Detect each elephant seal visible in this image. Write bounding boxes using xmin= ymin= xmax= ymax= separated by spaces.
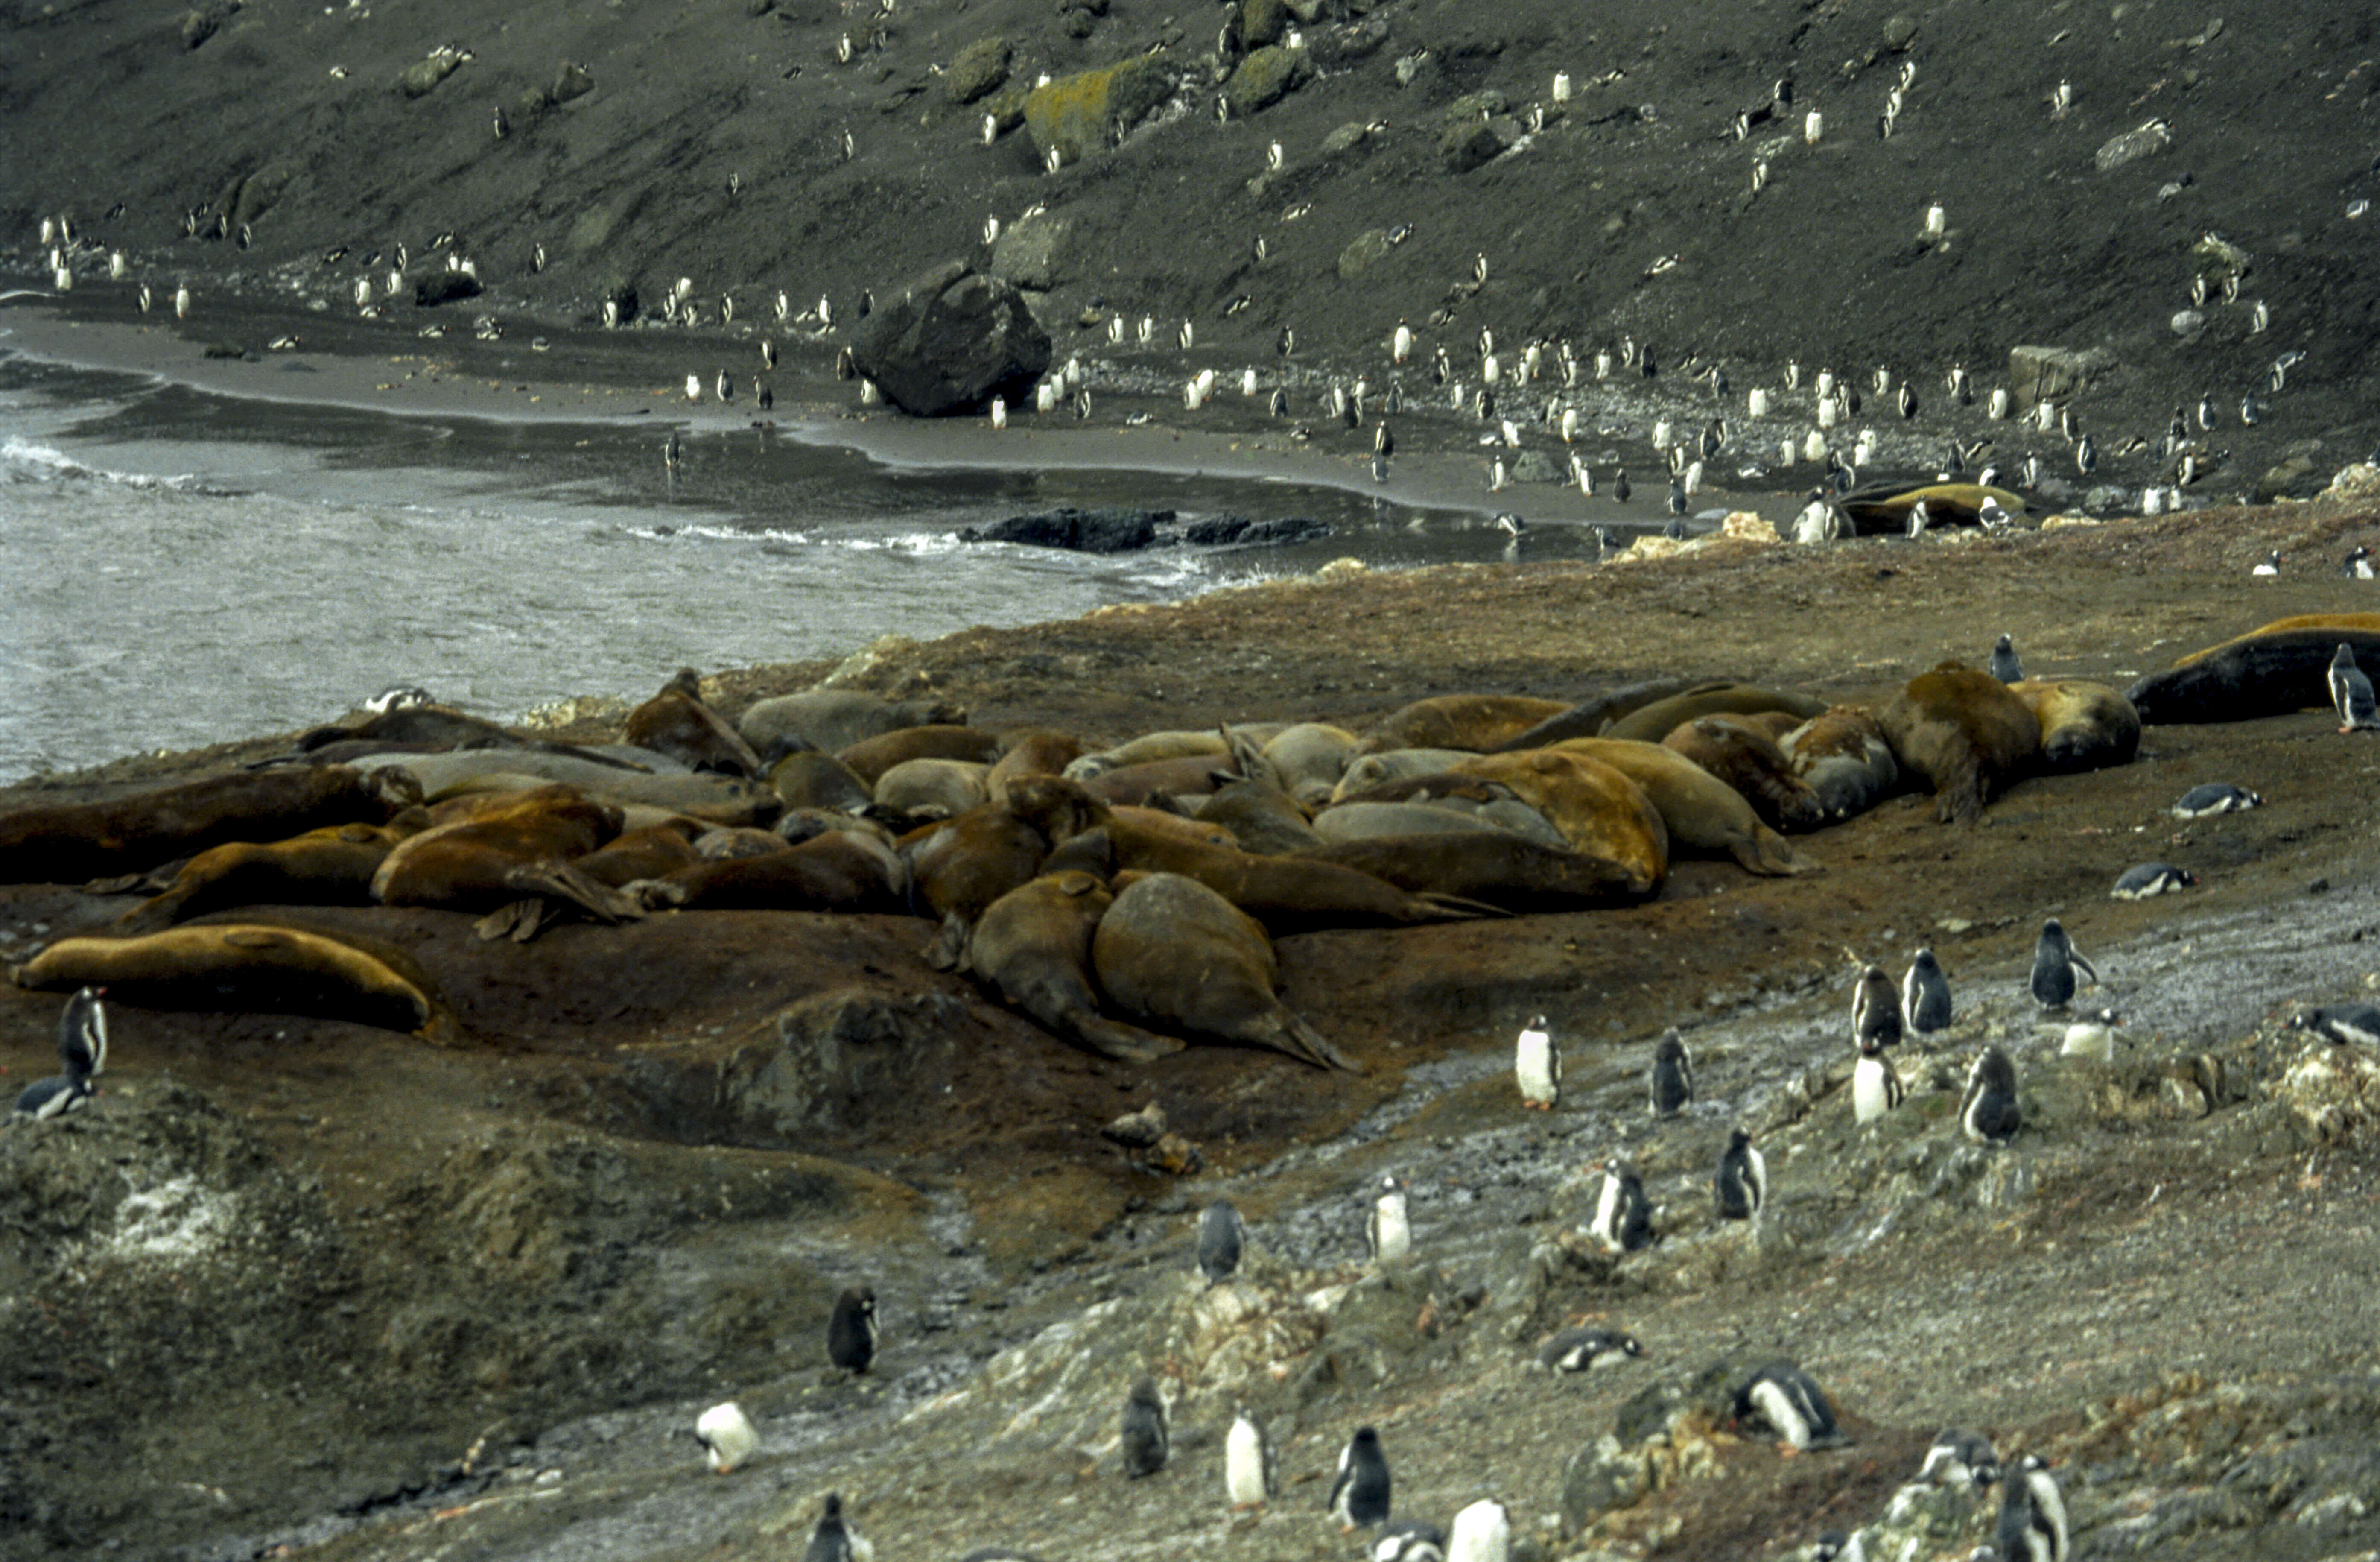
xmin=768 ymin=744 xmax=875 ymax=813
xmin=1295 ymin=832 xmax=1655 ymax=910
xmin=1602 ymin=685 xmax=1831 ymax=744
xmin=736 ymin=690 xmax=968 ymax=757
xmin=625 ymin=669 xmax=765 ymax=777
xmin=13 ymin=923 xmax=448 ymax=1038
xmin=1330 ymin=749 xmax=1483 ymax=804
xmin=1837 ymin=480 xmax=2027 ymax=535
xmin=1779 ymin=708 xmax=1902 ymax=821
xmin=1065 ymin=730 xmax=1230 ymax=779
xmin=1082 ymin=753 xmax=1234 ymax=807
xmin=693 ymin=825 xmax=793 ymax=860
xmin=1541 ymin=740 xmax=1816 ymax=876
xmin=839 ymin=724 xmax=1004 ymax=787
xmin=0 ymin=765 xmax=422 ymax=884
xmin=1313 ymin=798 xmax=1568 ymax=851
xmin=874 ymin=758 xmax=991 ymax=819
xmin=1090 ymin=872 xmax=1355 ymax=1070
xmin=1448 ymin=751 xmax=1674 ymax=886
xmin=114 ymin=821 xmax=416 ymax=934
xmin=903 ymin=775 xmax=1108 ymax=958
xmin=1354 ymin=695 xmax=1576 ymax=756
xmin=1490 ymin=676 xmax=1729 ymax=751
xmin=293 ymin=703 xmax=535 ymax=755
xmin=634 ymin=831 xmax=905 ymax=913
xmin=2010 ymin=679 xmax=2141 ymax=772
xmin=1878 ymin=662 xmax=2042 ymax=824
xmin=569 ymin=822 xmax=705 ymax=886
xmin=1062 ymin=814 xmax=1495 ymax=933
xmin=1259 ymin=723 xmax=1359 ymax=806
xmin=987 ymin=730 xmax=1087 ymax=800
xmin=961 ymin=872 xmax=1182 ymax=1064
xmin=2125 ymin=620 xmax=2380 ymax=724
xmin=1662 ymin=716 xmax=1828 ymax=831
xmin=355 ymin=751 xmax=779 ymax=825
xmin=1198 ymin=774 xmax=1323 ymax=855
xmin=371 ymin=786 xmax=632 ymax=919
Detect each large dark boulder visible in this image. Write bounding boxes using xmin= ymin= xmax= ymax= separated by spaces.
xmin=851 ymin=262 xmax=1052 ymax=417
xmin=960 ymin=508 xmax=1165 ymax=553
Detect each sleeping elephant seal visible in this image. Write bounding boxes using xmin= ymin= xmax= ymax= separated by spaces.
xmin=634 ymin=831 xmax=905 ymax=913
xmin=1541 ymin=740 xmax=1816 ymax=876
xmin=13 ymin=924 xmax=449 ymax=1039
xmin=962 ymin=872 xmax=1183 ymax=1064
xmin=2124 ymin=619 xmax=2380 ymax=724
xmin=767 ymin=743 xmax=875 ymax=813
xmin=1662 ymin=716 xmax=1829 ymax=831
xmin=2010 ymin=679 xmax=2141 ymax=772
xmin=904 ymin=775 xmax=1109 ymax=961
xmin=1878 ymin=662 xmax=2042 ymax=824
xmin=569 ymin=822 xmax=706 ymax=887
xmin=1330 ymin=749 xmax=1483 ymax=804
xmin=1780 ymin=708 xmax=1902 ymax=821
xmin=736 ymin=690 xmax=968 ymax=757
xmin=1354 ymin=694 xmax=1577 ymax=755
xmin=839 ymin=724 xmax=1004 ymax=787
xmin=1297 ymin=832 xmax=1654 ymax=911
xmin=0 ymin=764 xmax=423 ymax=885
xmin=1490 ymin=676 xmax=1729 ymax=751
xmin=1090 ymin=872 xmax=1355 ymax=1070
xmin=1259 ymin=723 xmax=1360 ymax=806
xmin=987 ymin=730 xmax=1087 ymax=801
xmin=625 ymin=669 xmax=765 ymax=778
xmin=1064 ymin=730 xmax=1232 ymax=779
xmin=1448 ymin=751 xmax=1673 ymax=888
xmin=1602 ymin=684 xmax=1831 ymax=744
xmin=371 ymin=786 xmax=634 ymax=920
xmin=874 ymin=758 xmax=990 ymax=820
xmin=1078 ymin=814 xmax=1497 ymax=933
xmin=114 ymin=821 xmax=417 ymax=934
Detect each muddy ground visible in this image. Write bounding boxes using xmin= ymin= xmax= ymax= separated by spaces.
xmin=6 ymin=489 xmax=2380 ymax=1560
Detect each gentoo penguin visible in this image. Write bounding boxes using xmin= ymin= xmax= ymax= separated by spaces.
xmin=685 ymin=373 xmax=703 ymax=402
xmin=363 ymin=685 xmax=435 ymax=714
xmin=1329 ymin=1426 xmax=1393 ymax=1528
xmin=1917 ymin=1427 xmax=2000 ymax=1489
xmin=2252 ymin=550 xmax=2281 ymax=576
xmin=1446 ymin=1497 xmax=1510 ymax=1562
xmin=1224 ymin=1407 xmax=1277 ymax=1508
xmin=715 ymin=370 xmax=734 ymax=403
xmin=693 ymin=1401 xmax=757 ymax=1473
xmin=1852 ymin=1018 xmax=1904 ymax=1125
xmin=1852 ymin=963 xmax=1903 ymax=1052
xmin=2110 ymin=862 xmax=2195 ymax=899
xmin=1373 ymin=1518 xmax=1446 ymax=1562
xmin=2330 ymin=645 xmax=2380 ymax=732
xmin=1961 ymin=1047 xmax=2023 ymax=1144
xmin=802 ymin=1493 xmax=867 ymax=1562
xmin=2288 ymin=1004 xmax=2380 ymax=1046
xmin=826 ymin=1286 xmax=878 ymax=1372
xmin=1650 ymin=1028 xmax=1694 ymax=1117
xmin=1587 ymin=1161 xmax=1654 ymax=1253
xmin=1713 ymin=1127 xmax=1764 ymax=1222
xmin=2029 ymin=918 xmax=2097 ymax=1009
xmin=2342 ymin=545 xmax=2376 ymax=579
xmin=15 ymin=986 xmax=107 ymax=1120
xmin=1732 ymin=1361 xmax=1845 ymax=1450
xmin=1996 ymin=1453 xmax=2069 ymax=1562
xmin=173 ymin=281 xmax=191 ymax=319
xmin=1989 ymin=633 xmax=2024 ymax=683
xmin=1534 ymin=1325 xmax=1644 ymax=1372
xmin=2059 ymin=1007 xmax=2121 ymax=1062
xmin=1196 ymin=1199 xmax=1244 ymax=1285
xmin=1903 ymin=949 xmax=1953 ymax=1035
xmin=1367 ymin=1174 xmax=1411 ymax=1264
xmin=663 ymin=431 xmax=683 ymax=476
xmin=1120 ymin=1376 xmax=1169 ymax=1477
xmin=2171 ymin=782 xmax=2262 ymax=818
xmin=1514 ymin=1013 xmax=1559 ymax=1109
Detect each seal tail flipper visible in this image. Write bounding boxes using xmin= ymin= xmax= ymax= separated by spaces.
xmin=1271 ymin=1010 xmax=1361 ymax=1072
xmin=474 ymin=897 xmax=558 ymax=943
xmin=500 ymin=861 xmax=645 ymax=928
xmin=1735 ymin=824 xmax=1824 ymax=877
xmin=1414 ymin=892 xmax=1512 ymax=920
xmin=1061 ymin=1013 xmax=1187 ymax=1065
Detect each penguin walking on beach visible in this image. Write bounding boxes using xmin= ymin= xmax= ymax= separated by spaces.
xmin=802 ymin=1494 xmax=866 ymax=1562
xmin=1989 ymin=633 xmax=2024 ymax=683
xmin=1514 ymin=1013 xmax=1559 ymax=1109
xmin=1713 ymin=1127 xmax=1765 ymax=1223
xmin=1961 ymin=1046 xmax=2023 ymax=1144
xmin=1224 ymin=1408 xmax=1277 ymax=1509
xmin=1588 ymin=1160 xmax=1654 ymax=1253
xmin=1120 ymin=1376 xmax=1169 ymax=1477
xmin=1903 ymin=948 xmax=1953 ymax=1035
xmin=13 ymin=986 xmax=106 ymax=1120
xmin=1446 ymin=1498 xmax=1510 ymax=1562
xmin=1996 ymin=1454 xmax=2070 ymax=1562
xmin=693 ymin=1401 xmax=757 ymax=1474
xmin=1329 ymin=1426 xmax=1393 ymax=1529
xmin=1732 ymin=1362 xmax=1845 ymax=1450
xmin=1367 ymin=1173 xmax=1411 ymax=1264
xmin=1196 ymin=1198 xmax=1244 ymax=1285
xmin=2029 ymin=918 xmax=2097 ymax=1010
xmin=2329 ymin=645 xmax=2380 ymax=732
xmin=826 ymin=1286 xmax=878 ymax=1373
xmin=1650 ymin=1028 xmax=1693 ymax=1117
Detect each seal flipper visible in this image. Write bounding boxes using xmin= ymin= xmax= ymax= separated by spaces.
xmin=1270 ymin=1012 xmax=1361 ymax=1072
xmin=923 ymin=911 xmax=970 ymax=972
xmin=473 ymin=898 xmax=558 ymax=943
xmin=1734 ymin=823 xmax=1824 ymax=877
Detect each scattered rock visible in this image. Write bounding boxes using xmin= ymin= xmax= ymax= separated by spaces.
xmin=178 ymin=2 xmax=234 ymax=51
xmin=1241 ymin=0 xmax=1291 ymax=48
xmin=397 ymin=53 xmax=464 ymax=100
xmin=412 ymin=272 xmax=483 ymax=308
xmin=737 ymin=988 xmax=965 ymax=1134
xmin=944 ymin=38 xmax=1012 ymax=105
xmin=850 ymin=261 xmax=1052 ymax=418
xmin=2254 ymin=453 xmax=2322 ymax=503
xmin=1440 ymin=118 xmax=1508 ymax=174
xmin=1320 ymin=121 xmax=1371 ymax=156
xmin=548 ymin=61 xmax=596 ymax=105
xmin=2007 ymin=344 xmax=2117 ymax=410
xmin=1181 ymin=515 xmax=1332 ymax=546
xmin=2096 ymin=119 xmax=2174 ymax=173
xmin=1023 ymin=53 xmax=1174 ymax=166
xmin=988 ymin=210 xmax=1072 ymax=290
xmin=1511 ymin=450 xmax=1560 ymax=485
xmin=1223 ymin=45 xmax=1311 ymax=118
xmin=1338 ymin=227 xmax=1396 ymax=281
xmin=961 ymin=507 xmax=1165 ymax=553
xmin=1882 ymin=13 xmax=1919 ymax=49
xmin=2324 ymin=463 xmax=2380 ymax=500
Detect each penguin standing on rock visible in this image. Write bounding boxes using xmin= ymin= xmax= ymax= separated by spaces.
xmin=1996 ymin=1453 xmax=2070 ymax=1562
xmin=2029 ymin=918 xmax=2097 ymax=1009
xmin=1120 ymin=1376 xmax=1169 ymax=1477
xmin=13 ymin=986 xmax=107 ymax=1120
xmin=1732 ymin=1362 xmax=1846 ymax=1450
xmin=1225 ymin=1407 xmax=1276 ymax=1508
xmin=826 ymin=1286 xmax=878 ymax=1373
xmin=1962 ymin=1046 xmax=2023 ymax=1144
xmin=1903 ymin=948 xmax=1953 ymax=1035
xmin=1196 ymin=1199 xmax=1244 ymax=1285
xmin=1514 ymin=1012 xmax=1559 ymax=1109
xmin=1367 ymin=1174 xmax=1410 ymax=1264
xmin=2329 ymin=644 xmax=2380 ymax=732
xmin=1852 ymin=963 xmax=1902 ymax=1051
xmin=1713 ymin=1127 xmax=1765 ymax=1223
xmin=1329 ymin=1426 xmax=1393 ymax=1529
xmin=1650 ymin=1029 xmax=1694 ymax=1116
xmin=1588 ymin=1161 xmax=1654 ymax=1253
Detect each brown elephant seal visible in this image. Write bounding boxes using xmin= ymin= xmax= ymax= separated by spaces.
xmin=371 ymin=786 xmax=633 ymax=921
xmin=0 ymin=765 xmax=422 ymax=885
xmin=839 ymin=724 xmax=1004 ymax=787
xmin=1448 ymin=750 xmax=1675 ymax=886
xmin=358 ymin=751 xmax=779 ymax=825
xmin=736 ymin=690 xmax=968 ymax=757
xmin=987 ymin=730 xmax=1087 ymax=801
xmin=13 ymin=924 xmax=448 ymax=1038
xmin=768 ymin=745 xmax=875 ymax=813
xmin=2010 ymin=679 xmax=2141 ymax=772
xmin=1063 ymin=730 xmax=1229 ymax=779
xmin=693 ymin=825 xmax=793 ymax=860
xmin=293 ymin=702 xmax=526 ymax=755
xmin=961 ymin=872 xmax=1182 ymax=1064
xmin=1062 ymin=814 xmax=1495 ymax=933
xmin=1080 ymin=753 xmax=1241 ymax=807
xmin=114 ymin=822 xmax=416 ymax=934
xmin=1330 ymin=749 xmax=1484 ymax=804
xmin=1296 ymin=832 xmax=1655 ymax=910
xmin=1197 ymin=775 xmax=1323 ymax=855
xmin=874 ymin=758 xmax=991 ymax=820
xmin=634 ymin=831 xmax=905 ymax=913
xmin=1779 ymin=708 xmax=1902 ymax=821
xmin=1090 ymin=872 xmax=1355 ymax=1070
xmin=569 ymin=822 xmax=706 ymax=887
xmin=1489 ymin=676 xmax=1730 ymax=751
xmin=2125 ymin=619 xmax=2380 ymax=724
xmin=904 ymin=776 xmax=1108 ymax=960
xmin=625 ymin=669 xmax=765 ymax=778
xmin=1540 ymin=740 xmax=1816 ymax=876
xmin=1354 ymin=695 xmax=1576 ymax=756
xmin=1662 ymin=716 xmax=1829 ymax=832
xmin=1603 ymin=684 xmax=1831 ymax=744
xmin=1878 ymin=662 xmax=2042 ymax=824
xmin=1259 ymin=723 xmax=1359 ymax=806
xmin=1312 ymin=797 xmax=1569 ymax=851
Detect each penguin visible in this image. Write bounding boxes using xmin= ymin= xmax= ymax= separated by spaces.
xmin=1903 ymin=948 xmax=1953 ymax=1035
xmin=1514 ymin=1012 xmax=1559 ymax=1109
xmin=1989 ymin=633 xmax=2024 ymax=683
xmin=2058 ymin=1007 xmax=2121 ymax=1062
xmin=715 ymin=371 xmax=734 ymax=403
xmin=664 ymin=431 xmax=683 ymax=476
xmin=1612 ymin=468 xmax=1632 ymax=504
xmin=2171 ymin=783 xmax=2262 ymax=818
xmin=2028 ymin=918 xmax=2097 ymax=1010
xmin=1196 ymin=1198 xmax=1244 ymax=1285
xmin=1446 ymin=1498 xmax=1510 ymax=1562
xmin=2110 ymin=862 xmax=2195 ymax=900
xmin=1852 ymin=963 xmax=1903 ymax=1052
xmin=826 ymin=1286 xmax=878 ymax=1373
xmin=684 ymin=373 xmax=703 ymax=403
xmin=757 ymin=380 xmax=774 ymax=412
xmin=2342 ymin=545 xmax=2377 ymax=579
xmin=1918 ymin=1427 xmax=2000 ymax=1490
xmin=694 ymin=1401 xmax=757 ymax=1474
xmin=1367 ymin=1174 xmax=1410 ymax=1264
xmin=1650 ymin=1028 xmax=1693 ymax=1117
xmin=1996 ymin=1454 xmax=2069 ymax=1562
xmin=1713 ymin=1126 xmax=1764 ymax=1222
xmin=173 ymin=281 xmax=191 ymax=319
xmin=15 ymin=986 xmax=108 ymax=1120
xmin=1373 ymin=1518 xmax=1446 ymax=1562
xmin=1225 ymin=1407 xmax=1277 ymax=1508
xmin=1732 ymin=1362 xmax=1845 ymax=1450
xmin=1853 ymin=1025 xmax=1904 ymax=1126
xmin=1587 ymin=1161 xmax=1654 ymax=1253
xmin=2330 ymin=645 xmax=2380 ymax=732
xmin=1121 ymin=1375 xmax=1169 ymax=1477
xmin=1534 ymin=1326 xmax=1644 ymax=1372
xmin=1961 ymin=1046 xmax=2023 ymax=1144
xmin=1330 ymin=1426 xmax=1393 ymax=1529
xmin=1904 ymin=499 xmax=1930 ymax=538
xmin=2290 ymin=1004 xmax=2380 ymax=1046
xmin=1267 ymin=387 xmax=1289 ymax=418
xmin=2252 ymin=550 xmax=2280 ymax=576
xmin=803 ymin=1493 xmax=866 ymax=1562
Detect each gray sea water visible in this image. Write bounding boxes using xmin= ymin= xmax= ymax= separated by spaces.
xmin=0 ymin=345 xmax=1558 ymax=784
